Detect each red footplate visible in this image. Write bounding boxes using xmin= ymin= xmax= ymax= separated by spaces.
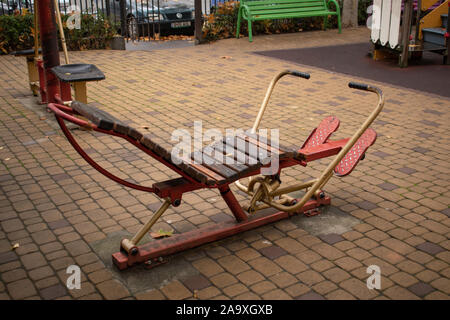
xmin=334 ymin=128 xmax=377 ymax=177
xmin=302 ymin=116 xmax=340 ymax=149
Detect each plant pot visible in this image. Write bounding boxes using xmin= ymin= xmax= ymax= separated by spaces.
xmin=110 ymin=36 xmax=125 ymax=50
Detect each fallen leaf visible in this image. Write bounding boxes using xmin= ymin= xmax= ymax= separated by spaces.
xmin=4 ymin=158 xmax=10 ymax=161
xmin=220 ymin=56 xmax=232 ymax=59
xmin=150 ymin=229 xmax=174 ymax=239
xmin=193 ymin=290 xmax=198 ymax=299
xmin=40 ymin=116 xmax=46 ymax=120
xmin=262 ymin=240 xmax=271 ymax=245
xmin=11 ymin=243 xmax=19 ymax=250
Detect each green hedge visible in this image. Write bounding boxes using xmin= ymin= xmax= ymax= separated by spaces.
xmin=0 ymin=13 xmax=34 ymax=54
xmin=0 ymin=12 xmax=118 ymax=54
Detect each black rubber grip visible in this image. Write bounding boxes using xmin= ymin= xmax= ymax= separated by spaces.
xmin=348 ymin=82 xmax=370 ymax=91
xmin=289 ymin=70 xmax=310 ymax=79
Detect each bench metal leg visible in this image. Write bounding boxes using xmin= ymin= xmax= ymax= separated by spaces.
xmin=337 ymin=11 xmax=342 ymax=33
xmin=236 ymin=7 xmax=242 ymax=38
xmin=248 ymin=19 xmax=253 ymax=42
xmin=324 ymin=15 xmax=328 ymax=30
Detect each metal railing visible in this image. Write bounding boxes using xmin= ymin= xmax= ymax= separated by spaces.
xmin=0 ymin=0 xmax=235 ymax=41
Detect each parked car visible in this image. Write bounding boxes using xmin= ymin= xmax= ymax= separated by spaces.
xmin=0 ymin=1 xmax=14 ymax=15
xmin=108 ymin=0 xmax=195 ymax=37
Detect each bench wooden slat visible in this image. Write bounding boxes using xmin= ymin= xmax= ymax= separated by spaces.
xmin=192 ymin=151 xmax=239 ymax=180
xmin=71 ymin=101 xmax=122 ymax=131
xmin=223 ymin=135 xmax=272 ymax=164
xmin=140 ymin=133 xmax=218 ymax=186
xmin=69 ymin=102 xmax=304 ymax=186
xmin=203 ymin=144 xmax=249 ymax=173
xmin=253 ymin=11 xmax=334 ymax=20
xmin=251 ymin=7 xmax=328 ymax=15
xmin=239 ymin=132 xmax=303 ymax=160
xmin=247 ymin=3 xmax=326 ymax=10
xmin=246 ymin=0 xmax=325 ymax=5
xmin=207 ymin=142 xmax=264 ymax=178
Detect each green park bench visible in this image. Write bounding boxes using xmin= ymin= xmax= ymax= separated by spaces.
xmin=236 ymin=0 xmax=342 ymax=42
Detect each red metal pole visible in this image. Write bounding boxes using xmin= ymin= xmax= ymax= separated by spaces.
xmin=219 ymin=185 xmax=248 ymax=222
xmin=37 ymin=0 xmax=61 ymax=103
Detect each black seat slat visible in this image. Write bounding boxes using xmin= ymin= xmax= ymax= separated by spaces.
xmin=242 ymin=132 xmax=303 ymax=161
xmin=68 ymin=102 xmax=303 ymax=186
xmin=204 ymin=144 xmax=249 ymax=173
xmin=208 ymin=142 xmax=263 ymax=177
xmin=113 ymin=122 xmax=130 ymax=135
xmin=71 ymin=101 xmax=123 ymax=131
xmin=191 ymin=151 xmax=239 ymax=180
xmin=224 ymin=135 xmax=272 ymax=164
xmin=11 ymin=48 xmax=41 ymax=56
xmin=140 ymin=134 xmax=219 ymax=186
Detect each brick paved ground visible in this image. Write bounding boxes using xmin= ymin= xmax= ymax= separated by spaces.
xmin=0 ymin=27 xmax=449 ymax=300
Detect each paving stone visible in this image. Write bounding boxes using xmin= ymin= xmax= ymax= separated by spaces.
xmin=197 ymin=286 xmax=221 ymax=299
xmin=211 ymin=272 xmax=238 ymax=288
xmin=0 ymin=251 xmax=19 ymax=264
xmin=274 ymin=255 xmax=308 ymax=274
xmin=7 ymin=279 xmax=37 ymax=299
xmin=296 ymin=291 xmax=325 ymax=300
xmin=135 ymin=289 xmax=165 ymax=300
xmin=40 ymin=284 xmax=67 ymax=300
xmin=1 ymin=29 xmax=450 ymax=301
xmin=384 ymin=286 xmax=421 ymax=300
xmin=192 ymin=258 xmax=224 ymax=277
xmin=251 ymin=281 xmax=277 ymax=295
xmin=2 ymin=268 xmax=27 ymax=283
xmin=161 ymin=280 xmax=192 ymax=300
xmin=248 ymin=257 xmax=282 ymax=277
xmin=259 ymin=245 xmax=287 ymax=260
xmin=97 ymin=280 xmax=130 ymax=300
xmin=297 ymin=270 xmax=325 ymax=286
xmin=339 ymin=278 xmax=378 ymax=300
xmin=181 ymin=274 xmax=211 ymax=291
xmin=217 ymin=255 xmax=250 ymax=275
xmin=416 ymin=242 xmax=445 ymax=255
xmin=407 ymin=282 xmax=435 ymax=297
xmin=223 ymin=283 xmax=248 ymax=297
xmin=20 ymin=251 xmax=47 ymax=270
xmin=319 ymin=233 xmax=345 ymax=245
xmin=326 ymin=289 xmax=356 ymax=300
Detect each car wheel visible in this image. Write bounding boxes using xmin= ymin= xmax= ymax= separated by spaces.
xmin=127 ymin=15 xmax=138 ymax=39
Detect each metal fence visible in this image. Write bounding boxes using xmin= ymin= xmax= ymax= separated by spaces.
xmin=0 ymin=0 xmax=230 ymax=40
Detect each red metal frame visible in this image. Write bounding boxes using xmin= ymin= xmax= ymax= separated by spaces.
xmin=47 ymin=102 xmax=345 ymax=270
xmin=37 ymin=0 xmax=61 ymax=104
xmin=113 ymin=196 xmax=330 ymax=270
xmin=35 ymin=0 xmax=345 ymax=271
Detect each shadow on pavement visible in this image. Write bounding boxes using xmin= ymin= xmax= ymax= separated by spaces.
xmin=254 ymin=42 xmax=450 ymax=98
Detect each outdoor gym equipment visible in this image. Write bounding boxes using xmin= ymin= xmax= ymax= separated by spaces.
xmin=14 ymin=0 xmax=105 ymax=104
xmin=371 ymin=0 xmax=449 ymax=67
xmin=36 ymin=0 xmax=384 ymax=271
xmin=47 ymin=71 xmax=384 ymax=270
